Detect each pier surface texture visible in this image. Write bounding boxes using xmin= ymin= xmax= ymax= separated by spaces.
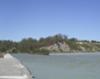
xmin=0 ymin=54 xmax=32 ymax=79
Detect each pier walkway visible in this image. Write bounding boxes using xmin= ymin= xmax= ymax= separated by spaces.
xmin=0 ymin=54 xmax=32 ymax=79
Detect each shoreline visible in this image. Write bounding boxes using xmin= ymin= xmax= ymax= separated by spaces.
xmin=49 ymin=52 xmax=100 ymax=56
xmin=12 ymin=52 xmax=100 ymax=56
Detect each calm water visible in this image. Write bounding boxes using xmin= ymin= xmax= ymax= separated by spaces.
xmin=13 ymin=53 xmax=100 ymax=79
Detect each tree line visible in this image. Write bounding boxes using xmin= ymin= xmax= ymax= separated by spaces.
xmin=0 ymin=34 xmax=100 ymax=54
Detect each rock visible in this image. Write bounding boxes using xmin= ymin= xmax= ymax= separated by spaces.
xmin=40 ymin=42 xmax=70 ymax=52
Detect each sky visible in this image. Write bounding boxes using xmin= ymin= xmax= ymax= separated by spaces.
xmin=0 ymin=0 xmax=100 ymax=41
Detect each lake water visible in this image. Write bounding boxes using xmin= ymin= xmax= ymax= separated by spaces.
xmin=13 ymin=53 xmax=100 ymax=79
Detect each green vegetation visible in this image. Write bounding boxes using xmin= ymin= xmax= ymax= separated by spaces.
xmin=0 ymin=34 xmax=100 ymax=54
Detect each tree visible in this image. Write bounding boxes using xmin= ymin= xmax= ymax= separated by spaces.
xmin=69 ymin=38 xmax=78 ymax=42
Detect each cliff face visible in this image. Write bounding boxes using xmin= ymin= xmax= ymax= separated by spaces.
xmin=76 ymin=42 xmax=100 ymax=52
xmin=40 ymin=41 xmax=100 ymax=52
xmin=40 ymin=42 xmax=70 ymax=52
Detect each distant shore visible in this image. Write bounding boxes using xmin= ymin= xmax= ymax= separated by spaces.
xmin=11 ymin=51 xmax=100 ymax=55
xmin=0 ymin=34 xmax=100 ymax=54
xmin=49 ymin=52 xmax=100 ymax=56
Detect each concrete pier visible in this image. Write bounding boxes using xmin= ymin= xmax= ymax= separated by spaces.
xmin=0 ymin=54 xmax=32 ymax=79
